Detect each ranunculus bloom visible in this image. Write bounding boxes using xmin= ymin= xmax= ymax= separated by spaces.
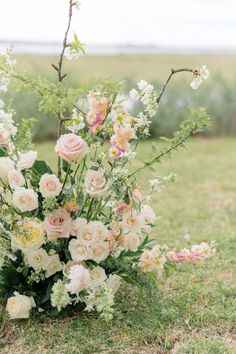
xmin=8 ymin=169 xmax=25 ymax=190
xmin=12 ymin=188 xmax=38 ymax=212
xmin=6 ymin=292 xmax=36 ymax=319
xmin=65 ymin=264 xmax=91 ymax=294
xmin=44 ymin=208 xmax=71 ymax=241
xmin=0 ymin=157 xmax=14 ymax=183
xmin=17 ymin=151 xmax=38 ymax=170
xmin=84 ymin=170 xmax=108 ymax=197
xmin=55 ymin=133 xmax=89 ymax=164
xmin=39 ymin=173 xmax=62 ymax=198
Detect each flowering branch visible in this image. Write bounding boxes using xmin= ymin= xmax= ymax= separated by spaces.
xmin=156 ymin=68 xmax=198 ymax=104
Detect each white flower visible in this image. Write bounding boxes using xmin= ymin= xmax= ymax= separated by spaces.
xmin=64 ymin=47 xmax=82 ymax=61
xmin=44 ymin=254 xmax=63 ymax=278
xmin=121 ymin=211 xmax=144 ymax=233
xmin=8 ymin=169 xmax=25 ymax=190
xmin=129 ymin=88 xmax=139 ymax=101
xmin=24 ymin=248 xmax=48 ymax=271
xmin=141 ymin=205 xmax=157 ymax=224
xmin=66 ymin=109 xmax=85 ymax=133
xmin=51 ymin=280 xmax=71 ymax=312
xmin=6 ymin=292 xmax=36 ymax=319
xmin=89 ymin=242 xmax=110 ymax=263
xmin=11 ymin=220 xmax=45 ymax=252
xmin=89 ymin=266 xmax=107 ymax=287
xmin=123 ymin=232 xmax=140 ymax=251
xmin=200 ymin=65 xmax=210 ymax=80
xmin=69 ymin=238 xmax=90 ymax=261
xmin=190 ymin=77 xmax=203 ymax=90
xmin=0 ymin=157 xmax=14 ymax=183
xmin=66 ymin=264 xmax=91 ymax=294
xmin=39 ymin=174 xmax=62 ymax=198
xmin=17 ymin=151 xmax=38 ymax=170
xmin=12 ymin=188 xmax=38 ymax=212
xmin=137 ymin=80 xmax=148 ymax=90
xmin=90 ymin=221 xmax=109 ymax=242
xmin=106 ymin=274 xmax=122 ymax=295
xmin=71 ymin=217 xmax=87 ymax=236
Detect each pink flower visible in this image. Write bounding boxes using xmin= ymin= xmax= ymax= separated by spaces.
xmin=12 ymin=188 xmax=38 ymax=212
xmin=39 ymin=174 xmax=62 ymax=198
xmin=65 ymin=264 xmax=91 ymax=294
xmin=8 ymin=169 xmax=25 ymax=190
xmin=44 ymin=208 xmax=71 ymax=241
xmin=55 ymin=133 xmax=89 ymax=164
xmin=84 ymin=170 xmax=108 ymax=197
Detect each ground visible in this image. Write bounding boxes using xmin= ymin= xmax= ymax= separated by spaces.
xmin=1 ymin=138 xmax=236 ymax=354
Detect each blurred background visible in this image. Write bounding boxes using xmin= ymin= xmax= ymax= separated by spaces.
xmin=0 ymin=0 xmax=235 ymax=140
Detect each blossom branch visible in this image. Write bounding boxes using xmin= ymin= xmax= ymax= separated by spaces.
xmin=156 ymin=68 xmax=198 ymax=104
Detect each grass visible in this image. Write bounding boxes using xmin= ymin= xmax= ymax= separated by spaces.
xmin=1 ymin=138 xmax=236 ymax=353
xmin=15 ymin=53 xmax=236 ymax=84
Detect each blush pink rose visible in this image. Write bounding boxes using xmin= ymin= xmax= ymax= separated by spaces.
xmin=17 ymin=151 xmax=38 ymax=170
xmin=39 ymin=174 xmax=62 ymax=198
xmin=55 ymin=133 xmax=89 ymax=164
xmin=44 ymin=208 xmax=71 ymax=241
xmin=8 ymin=169 xmax=25 ymax=190
xmin=84 ymin=169 xmax=108 ymax=197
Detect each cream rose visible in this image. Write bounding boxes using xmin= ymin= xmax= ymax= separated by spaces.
xmin=124 ymin=232 xmax=140 ymax=252
xmin=6 ymin=292 xmax=36 ymax=319
xmin=44 ymin=208 xmax=71 ymax=241
xmin=11 ymin=220 xmax=45 ymax=252
xmin=89 ymin=242 xmax=110 ymax=263
xmin=55 ymin=133 xmax=89 ymax=164
xmin=39 ymin=173 xmax=62 ymax=198
xmin=17 ymin=151 xmax=38 ymax=170
xmin=89 ymin=266 xmax=107 ymax=287
xmin=24 ymin=248 xmax=48 ymax=271
xmin=77 ymin=223 xmax=96 ymax=245
xmin=71 ymin=217 xmax=87 ymax=236
xmin=8 ymin=169 xmax=25 ymax=190
xmin=84 ymin=170 xmax=108 ymax=197
xmin=12 ymin=188 xmax=38 ymax=212
xmin=69 ymin=239 xmax=89 ymax=262
xmin=44 ymin=254 xmax=63 ymax=278
xmin=0 ymin=157 xmax=14 ymax=183
xmin=90 ymin=221 xmax=109 ymax=242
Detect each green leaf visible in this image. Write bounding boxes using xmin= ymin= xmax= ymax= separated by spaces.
xmin=34 ymin=160 xmax=53 ymax=175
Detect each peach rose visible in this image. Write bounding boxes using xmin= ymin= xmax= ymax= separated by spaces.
xmin=17 ymin=151 xmax=38 ymax=170
xmin=84 ymin=169 xmax=108 ymax=197
xmin=8 ymin=169 xmax=25 ymax=190
xmin=12 ymin=188 xmax=38 ymax=212
xmin=39 ymin=174 xmax=62 ymax=198
xmin=44 ymin=208 xmax=71 ymax=241
xmin=55 ymin=133 xmax=89 ymax=164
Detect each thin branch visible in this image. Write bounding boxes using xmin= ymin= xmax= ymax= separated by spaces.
xmin=156 ymin=68 xmax=198 ymax=104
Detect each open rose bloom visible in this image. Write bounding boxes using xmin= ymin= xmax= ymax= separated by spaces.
xmin=0 ymin=3 xmax=213 ymax=322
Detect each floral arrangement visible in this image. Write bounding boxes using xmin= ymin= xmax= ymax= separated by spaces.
xmin=0 ymin=1 xmax=215 ymax=321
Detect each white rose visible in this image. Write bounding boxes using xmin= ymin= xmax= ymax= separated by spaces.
xmin=0 ymin=157 xmax=14 ymax=183
xmin=89 ymin=242 xmax=110 ymax=263
xmin=71 ymin=218 xmax=87 ymax=236
xmin=77 ymin=223 xmax=96 ymax=245
xmin=68 ymin=238 xmax=89 ymax=262
xmin=124 ymin=232 xmax=140 ymax=251
xmin=39 ymin=174 xmax=62 ymax=198
xmin=12 ymin=188 xmax=38 ymax=212
xmin=89 ymin=266 xmax=107 ymax=287
xmin=44 ymin=254 xmax=63 ymax=278
xmin=17 ymin=151 xmax=38 ymax=170
xmin=8 ymin=169 xmax=25 ymax=190
xmin=106 ymin=274 xmax=122 ymax=295
xmin=24 ymin=248 xmax=48 ymax=271
xmin=6 ymin=292 xmax=36 ymax=319
xmin=90 ymin=221 xmax=109 ymax=242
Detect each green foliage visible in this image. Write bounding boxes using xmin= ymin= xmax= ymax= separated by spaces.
xmin=17 ymin=117 xmax=38 ymax=151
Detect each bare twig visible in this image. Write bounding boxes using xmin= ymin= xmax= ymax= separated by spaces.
xmin=156 ymin=68 xmax=198 ymax=104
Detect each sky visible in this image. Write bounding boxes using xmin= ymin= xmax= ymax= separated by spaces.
xmin=0 ymin=0 xmax=235 ymax=50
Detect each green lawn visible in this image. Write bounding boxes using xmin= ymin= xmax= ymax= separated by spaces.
xmin=1 ymin=138 xmax=236 ymax=353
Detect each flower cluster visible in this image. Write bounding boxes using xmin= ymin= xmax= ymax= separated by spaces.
xmin=0 ymin=48 xmax=213 ymax=321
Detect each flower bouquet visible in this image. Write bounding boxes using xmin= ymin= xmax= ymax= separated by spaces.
xmin=0 ymin=1 xmax=215 ymax=321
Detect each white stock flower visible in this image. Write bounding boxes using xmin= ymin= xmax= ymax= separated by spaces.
xmin=51 ymin=279 xmax=71 ymax=312
xmin=12 ymin=188 xmax=38 ymax=212
xmin=6 ymin=292 xmax=36 ymax=319
xmin=17 ymin=151 xmax=38 ymax=170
